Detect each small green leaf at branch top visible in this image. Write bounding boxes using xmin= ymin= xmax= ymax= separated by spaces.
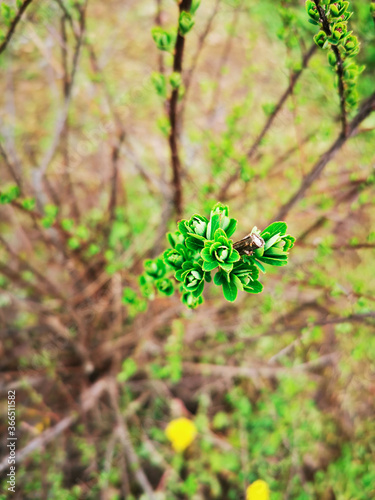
xmin=179 ymin=11 xmax=195 ymax=36
xmin=151 ymin=27 xmax=175 ymax=52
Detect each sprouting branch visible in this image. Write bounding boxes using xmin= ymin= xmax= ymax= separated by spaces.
xmin=313 ymin=0 xmax=348 ymax=136
xmin=168 ymin=0 xmax=192 ymax=216
xmin=219 ymin=43 xmax=317 ymax=199
xmin=0 ymin=0 xmax=34 ymax=56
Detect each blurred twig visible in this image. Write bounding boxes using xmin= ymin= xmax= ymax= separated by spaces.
xmin=219 ymin=43 xmax=317 ymax=199
xmin=0 ymin=378 xmax=108 ymax=473
xmin=0 ymin=0 xmax=34 ymax=55
xmin=34 ymin=1 xmax=87 ymax=208
xmin=275 ymin=90 xmax=375 ymax=220
xmin=108 ymin=383 xmax=156 ymax=500
xmin=181 ymin=0 xmax=221 ymax=125
xmin=109 ymin=131 xmax=126 ymax=224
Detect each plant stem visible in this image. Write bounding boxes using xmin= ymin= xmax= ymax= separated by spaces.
xmin=313 ymin=0 xmax=348 ymax=136
xmin=219 ymin=43 xmax=317 ymax=199
xmin=168 ymin=0 xmax=192 ymax=216
xmin=0 ymin=0 xmax=34 ymax=55
xmin=275 ymin=90 xmax=375 ymax=220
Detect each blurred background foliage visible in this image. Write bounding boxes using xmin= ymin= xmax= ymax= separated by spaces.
xmin=0 ymin=0 xmax=374 ymax=498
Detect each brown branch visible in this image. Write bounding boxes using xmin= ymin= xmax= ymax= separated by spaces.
xmin=34 ymin=1 xmax=87 ymax=207
xmin=0 ymin=235 xmax=64 ymax=299
xmin=168 ymin=0 xmax=192 ymax=216
xmin=227 ymin=129 xmax=319 ymax=201
xmin=275 ymin=90 xmax=375 ymax=220
xmin=54 ymin=0 xmax=79 ymax=39
xmin=60 ymin=14 xmax=80 ymax=219
xmin=0 ymin=378 xmax=108 ymax=473
xmin=155 ymin=0 xmax=165 ymax=74
xmin=183 ymin=354 xmax=336 ymax=380
xmin=313 ymin=0 xmax=347 ymax=136
xmin=180 ymin=0 xmax=221 ymax=124
xmin=109 ymin=131 xmax=126 ymax=224
xmin=108 ymin=383 xmax=156 ymax=500
xmin=207 ymin=6 xmax=240 ymax=118
xmin=218 ymin=43 xmax=317 ymax=199
xmin=0 ymin=142 xmax=22 ymax=189
xmin=0 ymin=0 xmax=34 ymax=56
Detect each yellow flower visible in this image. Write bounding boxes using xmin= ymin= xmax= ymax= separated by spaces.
xmin=165 ymin=417 xmax=197 ymax=452
xmin=246 ymin=480 xmax=270 ymax=500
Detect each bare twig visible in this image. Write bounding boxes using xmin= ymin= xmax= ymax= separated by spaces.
xmin=0 ymin=142 xmax=21 ymax=189
xmin=207 ymin=6 xmax=240 ymax=118
xmin=108 ymin=383 xmax=156 ymax=500
xmin=180 ymin=0 xmax=221 ymax=124
xmin=155 ymin=0 xmax=165 ymax=74
xmin=34 ymin=1 xmax=87 ymax=206
xmin=60 ymin=14 xmax=80 ymax=219
xmin=275 ymin=91 xmax=375 ymax=220
xmin=183 ymin=355 xmax=336 ymax=380
xmin=218 ymin=43 xmax=317 ymax=199
xmin=0 ymin=378 xmax=108 ymax=473
xmin=109 ymin=131 xmax=126 ymax=224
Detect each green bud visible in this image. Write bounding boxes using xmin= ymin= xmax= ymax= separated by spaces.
xmin=151 ymin=27 xmax=174 ymax=52
xmin=190 ymin=0 xmax=201 ymax=15
xmin=170 ymin=72 xmax=182 ymax=89
xmin=328 ymin=51 xmax=337 ymax=66
xmin=151 ymin=72 xmax=167 ymax=97
xmin=179 ymin=11 xmax=195 ymax=35
xmin=314 ymin=31 xmax=327 ymax=48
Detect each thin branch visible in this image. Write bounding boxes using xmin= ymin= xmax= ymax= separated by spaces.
xmin=0 ymin=378 xmax=108 ymax=473
xmin=108 ymin=383 xmax=156 ymax=500
xmin=60 ymin=13 xmax=80 ymax=219
xmin=109 ymin=131 xmax=126 ymax=224
xmin=155 ymin=0 xmax=165 ymax=74
xmin=34 ymin=1 xmax=87 ymax=207
xmin=0 ymin=0 xmax=34 ymax=56
xmin=168 ymin=0 xmax=192 ymax=216
xmin=183 ymin=354 xmax=336 ymax=380
xmin=275 ymin=90 xmax=375 ymax=220
xmin=0 ymin=142 xmax=21 ymax=189
xmin=54 ymin=0 xmax=79 ymax=39
xmin=313 ymin=0 xmax=348 ymax=136
xmin=180 ymin=0 xmax=221 ymax=124
xmin=207 ymin=5 xmax=240 ymax=119
xmin=218 ymin=43 xmax=317 ymax=199
xmin=248 ymin=312 xmax=375 ymax=345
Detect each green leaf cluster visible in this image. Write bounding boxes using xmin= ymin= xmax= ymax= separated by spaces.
xmin=0 ymin=184 xmax=20 ymax=204
xmin=1 ymin=2 xmax=16 ymax=27
xmin=306 ymin=0 xmax=363 ymax=110
xmin=129 ymin=203 xmax=294 ymax=309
